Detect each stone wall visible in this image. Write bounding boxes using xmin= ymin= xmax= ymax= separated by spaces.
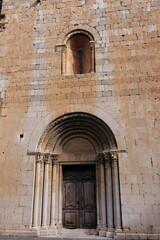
xmin=0 ymin=0 xmax=160 ymax=238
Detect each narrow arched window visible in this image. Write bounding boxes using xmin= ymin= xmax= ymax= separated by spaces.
xmin=62 ymin=30 xmax=95 ymax=75
xmin=0 ymin=0 xmax=5 ymax=20
xmin=0 ymin=0 xmax=3 ymax=17
xmin=0 ymin=1 xmax=2 ymax=17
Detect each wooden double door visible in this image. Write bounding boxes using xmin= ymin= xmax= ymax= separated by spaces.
xmin=62 ymin=164 xmax=97 ymax=229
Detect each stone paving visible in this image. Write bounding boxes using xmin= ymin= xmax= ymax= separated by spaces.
xmin=0 ymin=229 xmax=107 ymax=240
xmin=0 ymin=236 xmax=150 ymax=240
xmin=0 ymin=236 xmax=107 ymax=240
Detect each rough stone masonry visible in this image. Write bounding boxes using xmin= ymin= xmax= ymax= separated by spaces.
xmin=0 ymin=0 xmax=160 ymax=239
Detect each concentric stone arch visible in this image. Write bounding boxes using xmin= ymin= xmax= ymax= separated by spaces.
xmin=27 ymin=105 xmax=126 ymax=153
xmin=37 ymin=112 xmax=117 ymax=154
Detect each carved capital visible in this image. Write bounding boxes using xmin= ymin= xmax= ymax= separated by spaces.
xmin=104 ymin=152 xmax=112 ymax=166
xmin=111 ymin=153 xmax=118 ymax=162
xmin=97 ymin=152 xmax=113 ymax=166
xmin=97 ymin=153 xmax=105 ymax=164
xmin=43 ymin=153 xmax=51 ymax=164
xmin=50 ymin=154 xmax=60 ymax=165
xmin=36 ymin=153 xmax=43 ymax=163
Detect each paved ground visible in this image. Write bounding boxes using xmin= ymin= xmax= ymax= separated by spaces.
xmin=0 ymin=229 xmax=109 ymax=240
xmin=0 ymin=236 xmax=110 ymax=240
xmin=0 ymin=236 xmax=150 ymax=240
xmin=0 ymin=229 xmax=151 ymax=240
xmin=0 ymin=228 xmax=103 ymax=240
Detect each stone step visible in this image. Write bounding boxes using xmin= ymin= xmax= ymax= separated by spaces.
xmin=0 ymin=237 xmax=107 ymax=240
xmin=44 ymin=238 xmax=107 ymax=240
xmin=0 ymin=237 xmax=148 ymax=240
xmin=0 ymin=234 xmax=149 ymax=240
xmin=0 ymin=236 xmax=149 ymax=240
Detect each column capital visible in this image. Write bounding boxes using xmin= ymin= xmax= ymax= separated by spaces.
xmin=43 ymin=153 xmax=51 ymax=164
xmin=61 ymin=45 xmax=66 ymax=52
xmin=55 ymin=44 xmax=66 ymax=53
xmin=97 ymin=152 xmax=112 ymax=165
xmin=97 ymin=153 xmax=105 ymax=164
xmin=90 ymin=40 xmax=95 ymax=48
xmin=50 ymin=153 xmax=60 ymax=165
xmin=36 ymin=153 xmax=43 ymax=163
xmin=103 ymin=152 xmax=112 ymax=165
xmin=111 ymin=153 xmax=118 ymax=162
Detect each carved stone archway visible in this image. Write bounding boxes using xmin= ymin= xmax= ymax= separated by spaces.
xmin=32 ymin=112 xmax=122 ymax=237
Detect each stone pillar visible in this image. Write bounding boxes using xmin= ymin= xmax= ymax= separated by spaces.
xmin=112 ymin=153 xmax=122 ymax=232
xmin=98 ymin=153 xmax=107 ymax=237
xmin=32 ymin=154 xmax=43 ymax=228
xmin=41 ymin=154 xmax=50 ymax=228
xmin=104 ymin=152 xmax=114 ymax=238
xmin=50 ymin=154 xmax=59 ymax=229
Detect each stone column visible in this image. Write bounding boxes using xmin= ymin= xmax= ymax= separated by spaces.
xmin=50 ymin=154 xmax=59 ymax=229
xmin=61 ymin=45 xmax=66 ymax=74
xmin=90 ymin=41 xmax=95 ymax=72
xmin=112 ymin=153 xmax=122 ymax=232
xmin=96 ymin=163 xmax=101 ymax=230
xmin=104 ymin=152 xmax=114 ymax=238
xmin=57 ymin=165 xmax=63 ymax=229
xmin=55 ymin=163 xmax=60 ymax=228
xmin=32 ymin=154 xmax=43 ymax=228
xmin=98 ymin=153 xmax=107 ymax=237
xmin=41 ymin=154 xmax=50 ymax=228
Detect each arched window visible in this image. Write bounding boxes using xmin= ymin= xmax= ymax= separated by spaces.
xmin=0 ymin=0 xmax=3 ymax=18
xmin=62 ymin=30 xmax=95 ymax=75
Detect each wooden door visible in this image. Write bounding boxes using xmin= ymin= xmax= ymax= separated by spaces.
xmin=62 ymin=165 xmax=97 ymax=229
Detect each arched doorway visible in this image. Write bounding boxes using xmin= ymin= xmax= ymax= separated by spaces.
xmin=32 ymin=112 xmax=122 ymax=237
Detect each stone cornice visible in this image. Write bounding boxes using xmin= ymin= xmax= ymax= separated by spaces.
xmin=27 ymin=151 xmax=60 ymax=164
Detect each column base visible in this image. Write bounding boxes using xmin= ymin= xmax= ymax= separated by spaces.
xmin=39 ymin=230 xmax=48 ymax=236
xmin=106 ymin=231 xmax=115 ymax=238
xmin=31 ymin=226 xmax=39 ymax=230
xmin=115 ymin=228 xmax=122 ymax=233
xmin=48 ymin=226 xmax=58 ymax=235
xmin=55 ymin=223 xmax=62 ymax=234
xmin=97 ymin=224 xmax=101 ymax=230
xmin=48 ymin=223 xmax=58 ymax=235
xmin=99 ymin=230 xmax=107 ymax=237
xmin=39 ymin=226 xmax=48 ymax=236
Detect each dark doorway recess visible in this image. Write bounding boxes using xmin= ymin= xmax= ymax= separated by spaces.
xmin=62 ymin=164 xmax=97 ymax=229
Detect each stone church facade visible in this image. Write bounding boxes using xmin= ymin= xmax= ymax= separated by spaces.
xmin=0 ymin=0 xmax=160 ymax=239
